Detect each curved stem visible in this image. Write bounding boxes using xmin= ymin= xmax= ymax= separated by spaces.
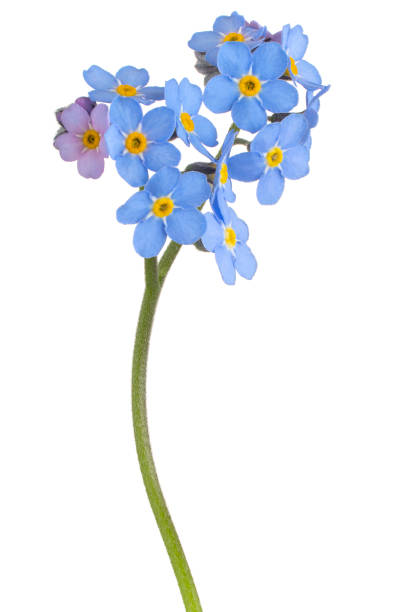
xmin=131 ymin=248 xmax=202 ymax=612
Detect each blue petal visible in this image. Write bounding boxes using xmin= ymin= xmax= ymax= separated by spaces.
xmin=179 ymin=78 xmax=202 ymax=115
xmin=104 ymin=125 xmax=124 ymax=159
xmin=116 ymin=191 xmax=152 ymax=224
xmin=116 ymin=66 xmax=149 ymax=88
xmin=259 ymin=80 xmax=298 ymax=112
xmin=229 ymin=208 xmax=249 ymax=242
xmin=133 ymin=216 xmax=167 ymax=258
xmin=166 ymin=208 xmax=206 ymax=244
xmin=235 ymin=243 xmax=257 ymax=279
xmin=251 ymin=42 xmax=289 ymax=80
xmin=143 ymin=142 xmax=181 ymax=171
xmin=146 ymin=167 xmax=180 ymax=198
xmin=138 ymin=86 xmax=165 ymax=102
xmin=217 ymin=41 xmax=251 ymax=78
xmin=215 ymin=245 xmax=236 ymax=285
xmin=165 ymin=79 xmax=181 ymax=113
xmin=116 ymin=154 xmax=148 ymax=187
xmin=256 ymin=168 xmax=285 ymax=205
xmin=224 ymin=179 xmax=236 ymax=203
xmin=228 ymin=152 xmax=265 ymax=182
xmin=280 ymin=145 xmax=310 ymax=179
xmin=251 ymin=123 xmax=280 ymax=153
xmin=188 ymin=31 xmax=220 ymax=51
xmin=213 ymin=12 xmax=244 ymax=34
xmin=296 ymin=60 xmax=322 ymax=89
xmin=142 ymin=107 xmax=176 ymax=142
xmin=286 ymin=25 xmax=308 ymax=60
xmin=83 ymin=65 xmax=117 ymax=90
xmin=202 ymin=212 xmax=224 ymax=251
xmin=278 ymin=114 xmax=309 ymax=149
xmin=192 ymin=115 xmax=218 ymax=146
xmin=172 ymin=171 xmax=211 ymax=208
xmin=231 ymin=97 xmax=266 ymax=133
xmin=189 ymin=134 xmax=216 ymax=162
xmin=204 ymin=75 xmax=239 ymax=113
xmin=110 ymin=97 xmax=142 ymax=133
xmin=176 ymin=121 xmax=190 ymax=146
xmin=88 ymin=90 xmax=116 ymax=103
xmin=211 ymin=190 xmax=229 ymax=221
xmin=205 ymin=47 xmax=219 ymax=66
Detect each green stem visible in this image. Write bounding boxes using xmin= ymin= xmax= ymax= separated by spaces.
xmin=131 ymin=246 xmax=202 ymax=612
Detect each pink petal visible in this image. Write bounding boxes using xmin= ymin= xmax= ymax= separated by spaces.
xmin=61 ymin=103 xmax=90 ymax=134
xmin=90 ymin=103 xmax=109 ymax=134
xmin=54 ymin=132 xmax=83 ymax=161
xmin=77 ymin=150 xmax=105 ymax=179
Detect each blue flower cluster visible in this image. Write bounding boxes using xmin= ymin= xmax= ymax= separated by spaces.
xmin=55 ymin=12 xmax=329 ymax=285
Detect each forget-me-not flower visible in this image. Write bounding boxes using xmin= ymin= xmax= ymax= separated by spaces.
xmin=83 ymin=65 xmax=164 ymax=104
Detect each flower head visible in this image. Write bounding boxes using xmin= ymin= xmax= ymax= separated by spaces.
xmin=105 ymin=98 xmax=180 ymax=187
xmin=281 ymin=25 xmax=322 ymax=91
xmin=188 ymin=11 xmax=265 ymax=66
xmin=83 ymin=65 xmax=164 ymax=105
xmin=54 ymin=102 xmax=109 ymax=179
xmin=165 ymin=78 xmax=218 ymax=160
xmin=202 ymin=206 xmax=257 ymax=285
xmin=228 ymin=114 xmax=310 ymax=204
xmin=116 ymin=167 xmax=210 ymax=257
xmin=204 ymin=42 xmax=298 ymax=133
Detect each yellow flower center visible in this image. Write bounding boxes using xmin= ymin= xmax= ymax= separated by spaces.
xmin=223 ymin=32 xmax=245 ymax=42
xmin=220 ymin=163 xmax=228 ymax=184
xmin=238 ymin=75 xmax=261 ymax=97
xmin=180 ymin=112 xmax=195 ymax=132
xmin=266 ymin=146 xmax=283 ymax=167
xmin=152 ymin=197 xmax=174 ymax=218
xmin=284 ymin=57 xmax=298 ymax=78
xmin=224 ymin=227 xmax=236 ymax=248
xmin=116 ymin=84 xmax=137 ymax=97
xmin=125 ymin=131 xmax=147 ymax=154
xmin=82 ymin=129 xmax=100 ymax=150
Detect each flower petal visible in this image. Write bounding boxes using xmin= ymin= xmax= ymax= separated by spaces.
xmin=116 ymin=191 xmax=152 ymax=224
xmin=259 ymin=80 xmax=298 ymax=112
xmin=217 ymin=41 xmax=251 ymax=78
xmin=286 ymin=25 xmax=308 ymax=60
xmin=88 ymin=90 xmax=116 ymax=103
xmin=278 ymin=114 xmax=309 ymax=149
xmin=133 ymin=217 xmax=167 ymax=258
xmin=234 ymin=243 xmax=257 ymax=279
xmin=142 ymin=107 xmax=175 ymax=142
xmin=110 ymin=97 xmax=142 ymax=133
xmin=215 ymin=245 xmax=236 ymax=285
xmin=116 ymin=154 xmax=148 ymax=187
xmin=188 ymin=31 xmax=220 ymax=51
xmin=166 ymin=208 xmax=206 ymax=244
xmin=54 ymin=133 xmax=83 ymax=161
xmin=204 ymin=75 xmax=239 ymax=113
xmin=165 ymin=79 xmax=181 ymax=113
xmin=104 ymin=125 xmax=124 ymax=159
xmin=229 ymin=208 xmax=249 ymax=242
xmin=231 ymin=97 xmax=266 ymax=133
xmin=228 ymin=152 xmax=265 ymax=182
xmin=146 ymin=167 xmax=180 ymax=198
xmin=189 ymin=133 xmax=216 ymax=162
xmin=172 ymin=171 xmax=211 ymax=208
xmin=213 ymin=12 xmax=244 ymax=34
xmin=296 ymin=60 xmax=322 ymax=89
xmin=116 ymin=66 xmax=149 ymax=88
xmin=202 ymin=212 xmax=224 ymax=251
xmin=193 ymin=115 xmax=218 ymax=146
xmin=83 ymin=65 xmax=117 ymax=90
xmin=256 ymin=168 xmax=285 ymax=205
xmin=77 ymin=150 xmax=105 ymax=179
xmin=138 ymin=86 xmax=165 ymax=102
xmin=251 ymin=123 xmax=280 ymax=153
xmin=61 ymin=103 xmax=90 ymax=133
xmin=143 ymin=142 xmax=181 ymax=171
xmin=179 ymin=78 xmax=202 ymax=115
xmin=252 ymin=42 xmax=289 ymax=80
xmin=280 ymin=145 xmax=310 ymax=179
xmin=90 ymin=104 xmax=109 ymax=133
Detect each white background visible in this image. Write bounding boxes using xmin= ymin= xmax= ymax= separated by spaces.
xmin=1 ymin=1 xmax=407 ymax=610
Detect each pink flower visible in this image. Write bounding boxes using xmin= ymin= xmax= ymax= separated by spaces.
xmin=54 ymin=102 xmax=109 ymax=179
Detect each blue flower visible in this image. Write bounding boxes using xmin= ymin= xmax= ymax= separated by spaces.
xmin=83 ymin=65 xmax=164 ymax=105
xmin=228 ymin=114 xmax=310 ymax=205
xmin=210 ymin=128 xmax=236 ymax=220
xmin=105 ymin=98 xmax=180 ymax=187
xmin=203 ymin=42 xmax=298 ymax=133
xmin=116 ymin=167 xmax=210 ymax=258
xmin=202 ymin=206 xmax=257 ymax=285
xmin=165 ymin=78 xmax=218 ymax=160
xmin=281 ymin=25 xmax=322 ymax=91
xmin=188 ymin=11 xmax=266 ymax=66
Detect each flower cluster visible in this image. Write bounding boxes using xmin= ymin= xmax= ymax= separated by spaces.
xmin=54 ymin=12 xmax=329 ymax=285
